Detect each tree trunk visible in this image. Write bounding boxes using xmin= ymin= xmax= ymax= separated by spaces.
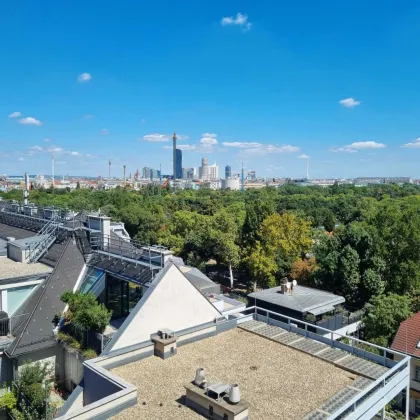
xmin=229 ymin=264 xmax=234 ymax=289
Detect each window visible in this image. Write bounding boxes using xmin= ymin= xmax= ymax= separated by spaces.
xmin=415 ymin=398 xmax=420 ymax=415
xmin=416 ymin=366 xmax=420 ymax=382
xmin=223 ymin=414 xmax=228 ymax=420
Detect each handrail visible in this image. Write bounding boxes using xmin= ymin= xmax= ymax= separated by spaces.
xmin=240 ymin=306 xmax=411 ymax=419
xmin=90 ymin=233 xmax=165 ymax=268
xmin=244 ymin=306 xmax=404 ymax=357
xmin=329 ymin=357 xmax=410 ymax=419
xmin=27 ymin=220 xmax=60 ymax=263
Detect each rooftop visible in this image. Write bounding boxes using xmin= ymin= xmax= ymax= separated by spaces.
xmin=0 ymin=257 xmax=52 ymax=280
xmin=110 ymin=328 xmax=354 ymax=420
xmin=248 ymin=285 xmax=345 ymax=315
xmin=0 ymin=222 xmax=35 ymax=241
xmin=391 ymin=311 xmax=420 ymax=358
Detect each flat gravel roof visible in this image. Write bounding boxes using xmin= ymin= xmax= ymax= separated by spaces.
xmin=110 ymin=328 xmax=353 ymax=420
xmin=0 ymin=257 xmax=52 ymax=280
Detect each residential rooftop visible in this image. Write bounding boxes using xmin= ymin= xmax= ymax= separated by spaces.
xmin=391 ymin=312 xmax=420 ymax=358
xmin=110 ymin=328 xmax=354 ymax=420
xmin=248 ymin=284 xmax=345 ymax=315
xmin=0 ymin=257 xmax=52 ymax=280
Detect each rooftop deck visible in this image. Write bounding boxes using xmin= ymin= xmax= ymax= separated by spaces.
xmin=110 ymin=328 xmax=354 ymax=420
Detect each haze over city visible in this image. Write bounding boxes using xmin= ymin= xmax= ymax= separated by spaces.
xmin=2 ymin=1 xmax=420 ymax=178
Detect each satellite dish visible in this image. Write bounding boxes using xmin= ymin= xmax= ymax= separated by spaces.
xmin=292 ymin=280 xmax=297 ymax=286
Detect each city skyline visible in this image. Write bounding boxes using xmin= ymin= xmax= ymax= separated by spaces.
xmin=2 ymin=2 xmax=420 ymax=178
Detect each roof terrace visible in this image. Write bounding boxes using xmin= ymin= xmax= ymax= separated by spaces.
xmin=57 ymin=306 xmax=410 ymax=420
xmin=110 ymin=328 xmax=354 ymax=420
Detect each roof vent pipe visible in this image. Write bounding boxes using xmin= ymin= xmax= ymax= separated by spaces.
xmin=229 ymin=384 xmax=240 ymax=404
xmin=194 ymin=368 xmax=206 ymax=386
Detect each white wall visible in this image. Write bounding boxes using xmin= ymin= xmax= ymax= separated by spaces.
xmin=108 ymin=263 xmax=222 ymax=351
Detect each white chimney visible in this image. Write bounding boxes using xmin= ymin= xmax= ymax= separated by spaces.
xmin=229 ymin=384 xmax=241 ymax=404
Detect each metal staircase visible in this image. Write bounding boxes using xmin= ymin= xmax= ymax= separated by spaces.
xmin=27 ymin=218 xmax=60 ymax=263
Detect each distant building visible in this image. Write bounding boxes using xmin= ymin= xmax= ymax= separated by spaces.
xmin=225 ymin=165 xmax=231 ymax=179
xmin=222 ymin=178 xmax=240 ymax=190
xmin=150 ymin=168 xmax=159 ymax=180
xmin=142 ymin=167 xmax=151 ymax=179
xmin=247 ymin=171 xmax=257 ymax=181
xmin=199 ymin=157 xmax=209 ymax=181
xmin=176 ymin=149 xmax=183 ymax=179
xmin=182 ymin=167 xmax=195 ymax=180
xmin=209 ymin=163 xmax=219 ymax=180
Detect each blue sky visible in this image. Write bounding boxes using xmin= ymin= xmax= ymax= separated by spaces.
xmin=2 ymin=0 xmax=420 ymax=178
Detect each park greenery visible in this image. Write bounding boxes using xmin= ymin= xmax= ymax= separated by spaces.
xmin=3 ymin=183 xmax=420 ymax=345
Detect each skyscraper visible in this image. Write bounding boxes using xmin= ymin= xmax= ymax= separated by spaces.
xmin=173 ymin=132 xmax=177 ymax=180
xmin=176 ymin=149 xmax=183 ymax=179
xmin=199 ymin=157 xmax=209 ymax=181
xmin=142 ymin=167 xmax=151 ymax=179
xmin=225 ymin=165 xmax=231 ymax=179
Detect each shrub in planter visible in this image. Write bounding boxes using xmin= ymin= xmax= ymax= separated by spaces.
xmin=82 ymin=348 xmax=98 ymax=359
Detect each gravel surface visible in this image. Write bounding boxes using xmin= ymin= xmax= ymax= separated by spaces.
xmin=0 ymin=257 xmax=52 ymax=279
xmin=111 ymin=328 xmax=353 ymax=420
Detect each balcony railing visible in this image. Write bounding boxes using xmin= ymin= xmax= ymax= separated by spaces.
xmin=0 ymin=313 xmax=30 ymax=338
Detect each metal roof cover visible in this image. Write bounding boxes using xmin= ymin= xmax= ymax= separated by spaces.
xmin=248 ymin=285 xmax=345 ymax=314
xmin=6 ymin=237 xmax=86 ymax=358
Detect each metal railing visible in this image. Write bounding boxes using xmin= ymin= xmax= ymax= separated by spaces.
xmin=90 ymin=233 xmax=165 ymax=269
xmin=27 ymin=219 xmax=60 ymax=263
xmin=239 ymin=306 xmax=410 ymax=420
xmin=0 ymin=313 xmax=30 ymax=337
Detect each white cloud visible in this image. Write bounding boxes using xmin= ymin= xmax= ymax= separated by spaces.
xmin=30 ymin=145 xmax=44 ymax=152
xmin=8 ymin=111 xmax=21 ymax=119
xmin=202 ymin=133 xmax=217 ymax=138
xmin=18 ymin=157 xmax=25 ymax=161
xmin=101 ymin=128 xmax=109 ymax=135
xmin=339 ymin=98 xmax=361 ymax=108
xmin=222 ymin=142 xmax=262 ymax=148
xmin=44 ymin=138 xmax=51 ymax=143
xmin=298 ymin=154 xmax=310 ymax=159
xmin=71 ymin=151 xmax=81 ymax=156
xmin=331 ymin=141 xmax=386 ymax=153
xmin=48 ymin=147 xmax=65 ymax=154
xmin=77 ymin=73 xmax=92 ymax=83
xmin=143 ymin=133 xmax=170 ymax=142
xmin=221 ymin=13 xmax=252 ymax=31
xmin=55 ymin=161 xmax=67 ymax=165
xmin=402 ymin=138 xmax=420 ymax=148
xmin=200 ymin=136 xmax=218 ymax=145
xmin=19 ymin=117 xmax=42 ymax=126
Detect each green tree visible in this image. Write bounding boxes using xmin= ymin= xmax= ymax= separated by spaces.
xmin=61 ymin=291 xmax=111 ymax=333
xmin=362 ymin=294 xmax=412 ymax=345
xmin=245 ymin=242 xmax=278 ymax=290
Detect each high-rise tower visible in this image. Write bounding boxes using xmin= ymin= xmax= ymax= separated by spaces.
xmin=173 ymin=132 xmax=177 ymax=180
xmin=225 ymin=165 xmax=231 ymax=179
xmin=176 ymin=149 xmax=183 ymax=179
